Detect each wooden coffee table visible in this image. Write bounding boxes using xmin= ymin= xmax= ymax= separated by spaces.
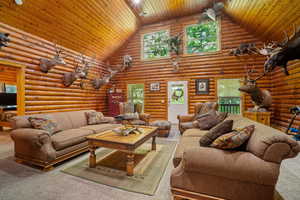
xmin=86 ymin=126 xmax=158 ymax=176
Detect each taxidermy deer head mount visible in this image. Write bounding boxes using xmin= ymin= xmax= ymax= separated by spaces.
xmin=0 ymin=33 xmax=10 ymax=49
xmin=167 ymin=33 xmax=183 ymax=72
xmin=92 ymin=67 xmax=118 ymax=89
xmin=238 ymin=66 xmax=272 ymax=111
xmin=40 ymin=44 xmax=67 ymax=73
xmin=198 ymin=2 xmax=224 ymax=22
xmin=62 ymin=55 xmax=92 ymax=88
xmin=123 ymin=55 xmax=132 ymax=69
xmin=257 ymin=25 xmax=300 ymax=75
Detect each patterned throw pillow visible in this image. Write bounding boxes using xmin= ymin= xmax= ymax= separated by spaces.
xmin=211 ymin=125 xmax=255 ymax=149
xmin=28 ymin=117 xmax=60 ymax=136
xmin=199 ymin=120 xmax=233 ymax=147
xmin=85 ymin=111 xmax=107 ymax=125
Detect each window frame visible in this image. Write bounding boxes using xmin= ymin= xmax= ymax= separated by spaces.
xmin=141 ymin=29 xmax=171 ymax=61
xmin=183 ymin=19 xmax=221 ymax=56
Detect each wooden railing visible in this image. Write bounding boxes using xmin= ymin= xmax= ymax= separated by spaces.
xmin=218 ymin=97 xmax=241 ymax=114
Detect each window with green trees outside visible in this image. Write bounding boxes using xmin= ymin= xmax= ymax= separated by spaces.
xmin=127 ymin=84 xmax=144 ymax=111
xmin=142 ymin=30 xmax=169 ymax=60
xmin=217 ymin=79 xmax=241 ymax=114
xmin=185 ymin=20 xmax=219 ymax=54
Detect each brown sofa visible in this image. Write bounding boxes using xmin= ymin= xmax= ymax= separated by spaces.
xmin=10 ymin=110 xmax=122 ymax=170
xmin=171 ymin=114 xmax=300 ymax=200
xmin=177 ymin=102 xmax=218 ymax=134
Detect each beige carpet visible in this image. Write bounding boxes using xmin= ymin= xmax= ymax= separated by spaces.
xmin=62 ymin=140 xmax=177 ymax=196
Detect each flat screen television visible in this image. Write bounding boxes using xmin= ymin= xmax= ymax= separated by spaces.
xmin=0 ymin=93 xmax=17 ymax=106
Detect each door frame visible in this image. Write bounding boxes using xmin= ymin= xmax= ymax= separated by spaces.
xmin=0 ymin=60 xmax=26 ymax=116
xmin=214 ymin=77 xmax=245 ymax=115
xmin=167 ymin=80 xmax=189 ymax=123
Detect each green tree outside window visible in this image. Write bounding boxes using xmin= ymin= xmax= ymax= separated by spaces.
xmin=142 ymin=30 xmax=169 ymax=60
xmin=186 ymin=20 xmax=219 ymax=54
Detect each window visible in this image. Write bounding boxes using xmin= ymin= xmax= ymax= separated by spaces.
xmin=185 ymin=20 xmax=219 ymax=54
xmin=142 ymin=30 xmax=169 ymax=60
xmin=127 ymin=84 xmax=144 ymax=111
xmin=217 ymin=79 xmax=241 ymax=114
xmin=5 ymin=84 xmax=17 ymax=93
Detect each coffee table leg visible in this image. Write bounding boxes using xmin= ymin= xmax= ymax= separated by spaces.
xmin=152 ymin=135 xmax=156 ymax=151
xmin=126 ymin=153 xmax=134 ymax=176
xmin=89 ymin=146 xmax=96 ymax=168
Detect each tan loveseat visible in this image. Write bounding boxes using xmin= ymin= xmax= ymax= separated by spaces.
xmin=10 ymin=110 xmax=121 ymax=170
xmin=171 ymin=114 xmax=300 ymax=200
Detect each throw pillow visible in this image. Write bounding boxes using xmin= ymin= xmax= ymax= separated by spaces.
xmin=123 ymin=112 xmax=139 ymax=120
xmin=85 ymin=111 xmax=107 ymax=125
xmin=28 ymin=117 xmax=60 ymax=136
xmin=199 ymin=120 xmax=233 ymax=147
xmin=196 ymin=110 xmax=223 ymax=130
xmin=211 ymin=125 xmax=255 ymax=149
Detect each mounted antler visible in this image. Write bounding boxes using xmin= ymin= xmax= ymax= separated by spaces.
xmin=62 ymin=54 xmax=93 ymax=88
xmin=91 ymin=67 xmax=119 ymax=89
xmin=0 ymin=33 xmax=10 ymax=49
xmin=40 ymin=43 xmax=67 ymax=73
xmin=259 ymin=25 xmax=300 ymax=75
xmin=239 ymin=66 xmax=272 ymax=111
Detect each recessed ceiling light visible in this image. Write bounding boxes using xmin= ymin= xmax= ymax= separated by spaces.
xmin=15 ymin=0 xmax=23 ymax=5
xmin=133 ymin=0 xmax=141 ymax=5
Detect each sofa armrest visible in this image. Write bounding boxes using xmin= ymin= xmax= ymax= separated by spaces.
xmin=11 ymin=128 xmax=51 ymax=148
xmin=139 ymin=113 xmax=150 ymax=123
xmin=180 ymin=147 xmax=279 ymax=185
xmin=177 ymin=114 xmax=194 ymax=123
xmin=247 ymin=133 xmax=300 ymax=163
xmin=103 ymin=116 xmax=116 ymax=124
xmin=10 ymin=128 xmax=56 ymax=162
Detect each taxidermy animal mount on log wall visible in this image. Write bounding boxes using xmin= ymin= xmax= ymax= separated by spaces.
xmin=167 ymin=33 xmax=183 ymax=72
xmin=123 ymin=55 xmax=132 ymax=69
xmin=198 ymin=2 xmax=224 ymax=22
xmin=0 ymin=33 xmax=10 ymax=49
xmin=229 ymin=43 xmax=257 ymax=56
xmin=258 ymin=25 xmax=300 ymax=75
xmin=238 ymin=66 xmax=272 ymax=112
xmin=40 ymin=44 xmax=66 ymax=73
xmin=92 ymin=68 xmax=118 ymax=89
xmin=62 ymin=55 xmax=92 ymax=88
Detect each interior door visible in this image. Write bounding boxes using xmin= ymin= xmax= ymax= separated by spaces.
xmin=168 ymin=81 xmax=188 ymax=124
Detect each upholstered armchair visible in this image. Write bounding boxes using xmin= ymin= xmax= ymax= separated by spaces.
xmin=119 ymin=102 xmax=151 ymax=125
xmin=177 ymin=102 xmax=218 ymax=134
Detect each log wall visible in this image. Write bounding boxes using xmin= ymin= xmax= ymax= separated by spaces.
xmin=109 ymin=14 xmax=271 ymax=121
xmin=0 ymin=22 xmax=108 ymax=115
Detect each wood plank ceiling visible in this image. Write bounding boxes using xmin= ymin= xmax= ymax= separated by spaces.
xmin=127 ymin=0 xmax=224 ymax=25
xmin=225 ymin=0 xmax=300 ymax=41
xmin=0 ymin=0 xmax=138 ymax=60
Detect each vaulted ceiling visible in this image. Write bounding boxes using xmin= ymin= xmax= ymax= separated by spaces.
xmin=0 ymin=0 xmax=299 ymax=61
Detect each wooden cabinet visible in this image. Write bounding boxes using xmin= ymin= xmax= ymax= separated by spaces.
xmin=243 ymin=111 xmax=271 ymax=126
xmin=108 ymin=92 xmax=124 ymax=117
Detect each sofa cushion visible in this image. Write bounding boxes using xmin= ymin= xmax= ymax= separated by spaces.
xmin=51 ymin=129 xmax=94 ymax=151
xmin=28 ymin=117 xmax=60 ymax=136
xmin=80 ymin=124 xmax=122 ymax=134
xmin=173 ymin=136 xmax=202 ymax=167
xmin=183 ymin=128 xmax=208 ymax=137
xmin=199 ymin=120 xmax=233 ymax=147
xmin=67 ymin=110 xmax=92 ymax=128
xmin=211 ymin=125 xmax=255 ymax=149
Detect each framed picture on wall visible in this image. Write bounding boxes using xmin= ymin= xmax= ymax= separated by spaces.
xmin=196 ymin=79 xmax=209 ymax=94
xmin=150 ymin=82 xmax=160 ymax=91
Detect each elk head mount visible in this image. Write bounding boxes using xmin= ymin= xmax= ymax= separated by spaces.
xmin=258 ymin=25 xmax=300 ymax=75
xmin=238 ymin=66 xmax=272 ymax=112
xmin=40 ymin=44 xmax=67 ymax=73
xmin=62 ymin=55 xmax=92 ymax=88
xmin=0 ymin=33 xmax=10 ymax=49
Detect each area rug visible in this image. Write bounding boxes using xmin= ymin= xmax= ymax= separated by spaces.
xmin=62 ymin=140 xmax=177 ymax=195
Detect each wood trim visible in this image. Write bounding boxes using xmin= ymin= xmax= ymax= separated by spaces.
xmin=171 ymin=187 xmax=225 ymax=200
xmin=0 ymin=60 xmax=25 ymax=116
xmin=124 ymin=0 xmax=142 ymax=26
